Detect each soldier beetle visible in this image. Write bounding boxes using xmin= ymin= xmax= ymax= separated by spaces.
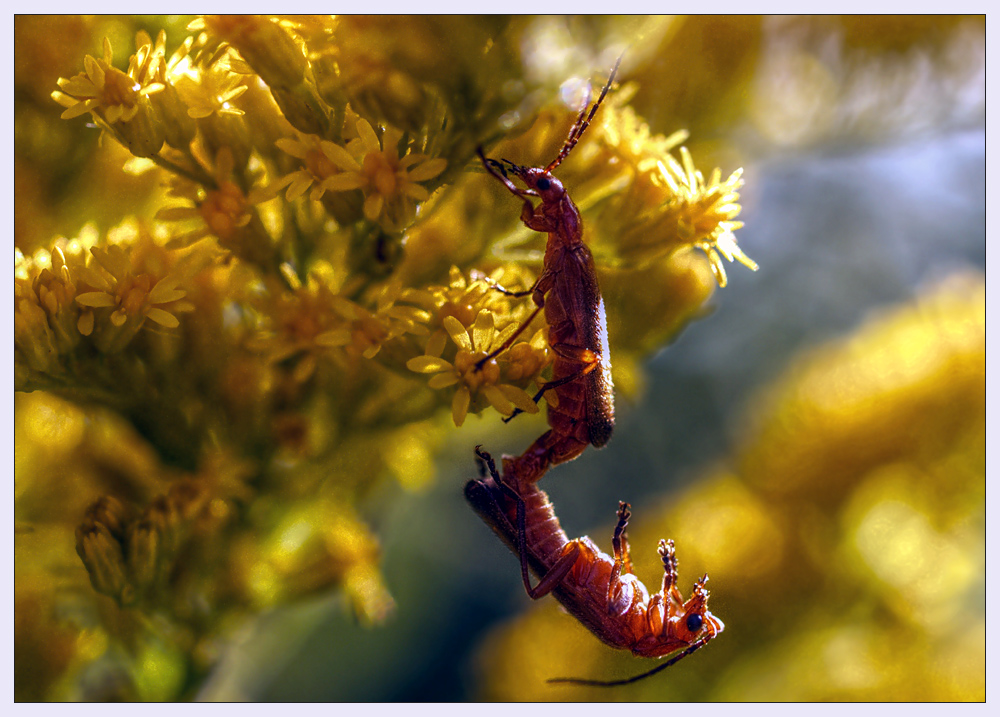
xmin=467 ymin=446 xmax=724 ymax=687
xmin=475 ymin=56 xmax=622 ymax=487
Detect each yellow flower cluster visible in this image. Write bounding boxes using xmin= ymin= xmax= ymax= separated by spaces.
xmin=15 ymin=228 xmax=198 ymax=381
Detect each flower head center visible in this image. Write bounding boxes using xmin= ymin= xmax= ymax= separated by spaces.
xmin=200 ymin=182 xmax=248 ymax=239
xmin=101 ymin=66 xmax=140 ymax=111
xmin=305 ymin=148 xmax=337 ymax=181
xmin=362 ymin=152 xmax=399 ymax=197
xmin=119 ymin=274 xmax=154 ymax=315
xmin=454 ymin=350 xmax=498 ymax=389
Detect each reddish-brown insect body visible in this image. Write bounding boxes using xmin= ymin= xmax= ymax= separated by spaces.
xmin=467 ymin=447 xmax=724 ymax=686
xmin=476 ymin=58 xmax=622 ymax=487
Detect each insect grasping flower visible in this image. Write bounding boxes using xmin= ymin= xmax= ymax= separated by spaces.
xmin=407 ymin=310 xmax=541 ymax=427
xmin=321 ymin=118 xmax=447 ymax=231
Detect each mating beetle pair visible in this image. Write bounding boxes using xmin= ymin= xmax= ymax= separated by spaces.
xmin=466 ymin=56 xmax=724 ymax=687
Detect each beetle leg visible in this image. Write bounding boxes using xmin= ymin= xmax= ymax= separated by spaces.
xmin=502 ymin=343 xmax=600 ymax=424
xmin=479 ymin=273 xmax=537 ymax=299
xmin=474 ymin=445 xmax=578 ymax=599
xmin=477 ymin=147 xmax=538 ymax=199
xmin=474 ymin=303 xmax=544 ymax=371
xmin=607 ymin=502 xmax=631 ymax=606
xmin=657 ymin=538 xmax=686 ymax=608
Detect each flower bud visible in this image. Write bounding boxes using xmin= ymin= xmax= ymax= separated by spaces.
xmin=210 ymin=16 xmax=307 ymax=92
xmin=75 ymin=521 xmax=133 ymax=605
xmin=126 ymin=518 xmax=162 ymax=593
xmin=149 ymin=81 xmax=197 ymax=150
xmin=82 ymin=496 xmax=132 ymax=542
xmin=111 ymin=95 xmax=165 ymax=158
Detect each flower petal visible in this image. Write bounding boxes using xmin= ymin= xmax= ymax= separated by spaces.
xmin=498 ymin=384 xmax=540 ymax=414
xmin=425 ymin=329 xmax=447 ymax=358
xmin=472 ymin=310 xmax=495 ymax=353
xmin=401 ymin=183 xmax=429 ymax=201
xmin=406 ymin=355 xmax=452 ymax=373
xmin=428 ymin=372 xmax=460 ymax=389
xmin=146 ymin=307 xmax=179 ymax=328
xmin=276 ymin=137 xmax=308 ymax=159
xmin=406 ymin=158 xmax=447 ymax=182
xmin=76 ymin=291 xmax=117 ymax=307
xmin=158 ymin=205 xmax=203 ymax=222
xmin=91 ymin=245 xmax=130 ymax=280
xmin=316 ymin=328 xmax=351 ymax=347
xmin=60 ymin=101 xmax=95 ymax=119
xmin=321 ymin=141 xmax=362 ymax=172
xmin=148 ymin=277 xmax=186 ymax=304
xmin=84 ymin=55 xmax=105 ymax=88
xmin=452 ymin=385 xmax=470 ymax=427
xmin=363 ymin=193 xmax=383 ymax=222
xmin=356 ymin=118 xmax=380 ymax=153
xmin=286 ymin=175 xmax=313 ymax=201
xmin=482 ymin=384 xmax=514 ymax=416
xmin=77 ymin=311 xmax=94 ymax=336
xmin=104 ymin=104 xmax=124 ymax=124
xmin=77 ymin=266 xmax=113 ymax=292
xmin=443 ymin=315 xmax=471 ymax=352
xmin=321 ymin=173 xmax=366 ymax=192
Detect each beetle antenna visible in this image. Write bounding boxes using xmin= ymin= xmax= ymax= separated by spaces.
xmin=545 ymin=52 xmax=623 ymax=174
xmin=546 ymin=635 xmax=712 ymax=688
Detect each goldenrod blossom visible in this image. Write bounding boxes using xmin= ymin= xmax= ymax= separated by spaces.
xmin=156 ymin=146 xmax=274 ymax=250
xmin=322 ymin=118 xmax=447 ymax=231
xmin=51 ymin=37 xmax=165 ymax=124
xmin=171 ymin=49 xmax=249 ymax=119
xmin=655 ymin=147 xmax=757 ymax=287
xmin=407 ymin=310 xmax=540 ymax=426
xmin=75 ymin=244 xmax=186 ymax=330
xmin=273 ymin=132 xmax=364 ymax=202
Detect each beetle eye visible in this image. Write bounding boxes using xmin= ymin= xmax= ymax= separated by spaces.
xmin=686 ymin=613 xmax=704 ymax=633
xmin=536 ymin=177 xmax=551 ymax=191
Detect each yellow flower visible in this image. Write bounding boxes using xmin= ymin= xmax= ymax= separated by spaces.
xmin=75 ymin=244 xmax=186 ymax=330
xmin=273 ymin=132 xmax=365 ymax=202
xmin=171 ymin=47 xmax=248 ymax=119
xmin=250 ymin=279 xmax=430 ymax=379
xmin=407 ymin=310 xmax=540 ymax=426
xmin=156 ymin=146 xmax=274 ymax=248
xmin=403 ymin=265 xmax=493 ymax=330
xmin=328 ymin=282 xmax=431 ymax=360
xmin=601 ymin=102 xmax=690 ymax=174
xmin=654 ymin=147 xmax=757 ymax=287
xmin=322 ymin=118 xmax=447 ymax=231
xmin=51 ymin=37 xmax=165 ymax=124
xmin=15 ymin=243 xmax=88 ymax=368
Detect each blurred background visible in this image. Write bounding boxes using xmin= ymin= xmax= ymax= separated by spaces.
xmin=15 ymin=15 xmax=984 ymax=701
